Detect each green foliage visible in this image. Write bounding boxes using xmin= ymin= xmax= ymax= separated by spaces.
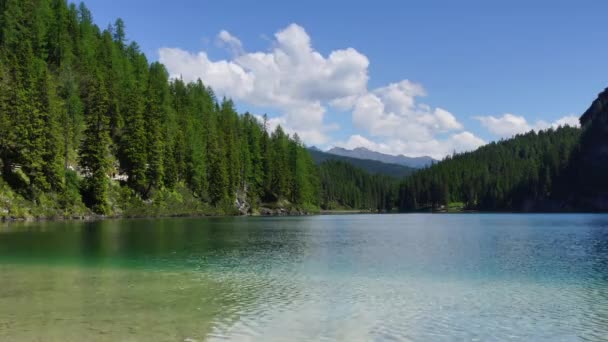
xmin=319 ymin=160 xmax=397 ymax=211
xmin=58 ymin=169 xmax=87 ymax=215
xmin=79 ymin=73 xmax=112 ymax=214
xmin=398 ymin=127 xmax=581 ymax=211
xmin=0 ymin=1 xmax=329 ymax=217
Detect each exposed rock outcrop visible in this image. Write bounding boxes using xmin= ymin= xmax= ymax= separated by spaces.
xmin=558 ymin=87 xmax=608 ymax=210
xmin=580 ymin=87 xmax=608 ymax=127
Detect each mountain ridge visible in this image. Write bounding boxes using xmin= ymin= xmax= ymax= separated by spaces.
xmin=326 ymin=147 xmax=436 ymax=168
xmin=307 ymin=148 xmax=415 ymax=178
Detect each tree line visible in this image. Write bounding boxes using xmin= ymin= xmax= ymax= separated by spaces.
xmin=397 ymin=127 xmax=582 ymax=211
xmin=319 ymin=160 xmax=397 ymax=211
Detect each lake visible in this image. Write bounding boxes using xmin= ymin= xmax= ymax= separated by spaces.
xmin=1 ymin=214 xmax=607 ymax=341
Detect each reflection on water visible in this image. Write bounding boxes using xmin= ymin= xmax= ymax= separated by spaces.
xmin=1 ymin=215 xmax=608 ymax=341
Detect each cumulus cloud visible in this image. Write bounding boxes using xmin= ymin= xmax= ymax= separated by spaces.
xmin=475 ymin=113 xmax=580 ymax=138
xmin=159 ymin=23 xmax=480 ymax=156
xmin=474 ymin=113 xmax=529 ymax=138
xmin=160 ymin=23 xmax=369 ymax=145
xmin=349 ymin=81 xmax=463 ymax=143
xmin=551 ymin=115 xmax=580 ymax=128
xmin=217 ymin=30 xmax=243 ymax=55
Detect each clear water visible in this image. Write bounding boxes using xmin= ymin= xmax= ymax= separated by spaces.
xmin=1 ymin=214 xmax=607 ymax=341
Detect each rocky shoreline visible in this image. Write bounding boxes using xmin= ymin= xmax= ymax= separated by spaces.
xmin=0 ymin=206 xmax=315 ymax=223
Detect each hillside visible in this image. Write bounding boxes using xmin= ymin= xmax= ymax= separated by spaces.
xmin=318 ymin=160 xmax=397 ymax=211
xmin=308 ymin=148 xmax=416 ymax=178
xmin=396 ymin=86 xmax=608 ymax=212
xmin=398 ymin=126 xmax=581 ymax=212
xmin=327 ymin=147 xmax=435 ymax=168
xmin=0 ymin=0 xmax=322 ymax=218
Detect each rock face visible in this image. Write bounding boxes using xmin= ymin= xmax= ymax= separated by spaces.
xmin=578 ymin=87 xmax=608 ymax=160
xmin=580 ymin=87 xmax=608 ymax=128
xmin=563 ymin=87 xmax=608 ymax=210
xmin=259 ymin=207 xmax=307 ymax=216
xmin=235 ymin=190 xmax=251 ymax=215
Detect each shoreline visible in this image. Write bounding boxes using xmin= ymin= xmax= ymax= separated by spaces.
xmin=3 ymin=209 xmax=606 ymax=224
xmin=0 ymin=207 xmax=319 ymax=224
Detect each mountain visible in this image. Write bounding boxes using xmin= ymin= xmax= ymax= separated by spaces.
xmin=326 ymin=147 xmax=436 ymax=168
xmin=561 ymin=87 xmax=608 ymax=209
xmin=308 ymin=148 xmax=415 ymax=178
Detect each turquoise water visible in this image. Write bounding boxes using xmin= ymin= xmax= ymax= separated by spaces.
xmin=1 ymin=214 xmax=607 ymax=341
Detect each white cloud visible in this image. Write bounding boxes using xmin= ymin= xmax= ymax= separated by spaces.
xmin=253 ymin=114 xmax=337 ymax=145
xmin=159 ymin=23 xmax=481 ymax=157
xmin=474 ymin=113 xmax=529 ymax=138
xmin=475 ymin=113 xmax=580 ymax=138
xmin=217 ymin=30 xmax=243 ymax=55
xmin=160 ymin=23 xmax=368 ymax=145
xmin=551 ymin=115 xmax=580 ymax=128
xmin=350 ymin=80 xmax=463 ymax=143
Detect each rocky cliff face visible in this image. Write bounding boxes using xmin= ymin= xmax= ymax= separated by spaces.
xmin=580 ymin=87 xmax=608 ymax=128
xmin=578 ymin=88 xmax=608 ymax=160
xmin=561 ymin=87 xmax=608 ymax=210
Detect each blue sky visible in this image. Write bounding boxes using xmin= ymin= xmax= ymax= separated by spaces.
xmin=77 ymin=0 xmax=607 ymax=158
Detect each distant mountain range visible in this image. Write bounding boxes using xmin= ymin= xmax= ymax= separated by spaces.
xmin=325 ymin=147 xmax=436 ymax=169
xmin=307 ymin=148 xmax=415 ymax=178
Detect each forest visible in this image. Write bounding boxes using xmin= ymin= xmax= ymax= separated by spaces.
xmin=398 ymin=118 xmax=608 ymax=213
xmin=397 ymin=127 xmax=582 ymax=211
xmin=319 ymin=160 xmax=397 ymax=212
xmin=0 ymin=0 xmax=395 ymax=218
xmin=0 ymin=0 xmax=321 ymax=217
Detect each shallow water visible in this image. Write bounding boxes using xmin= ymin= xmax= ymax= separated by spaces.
xmin=1 ymin=214 xmax=607 ymax=341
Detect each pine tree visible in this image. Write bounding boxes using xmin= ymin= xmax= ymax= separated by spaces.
xmin=119 ymin=86 xmax=147 ymax=193
xmin=79 ymin=73 xmax=111 ymax=214
xmin=270 ymin=125 xmax=290 ymax=200
xmin=206 ymin=116 xmax=228 ymax=206
xmin=113 ymin=18 xmax=126 ymax=49
xmin=144 ymin=62 xmax=171 ymax=194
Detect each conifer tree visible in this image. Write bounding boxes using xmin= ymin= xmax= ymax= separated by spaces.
xmin=119 ymin=85 xmax=147 ymax=193
xmin=144 ymin=62 xmax=171 ymax=193
xmin=0 ymin=0 xmax=337 ymax=216
xmin=79 ymin=73 xmax=111 ymax=214
xmin=206 ymin=115 xmax=228 ymax=206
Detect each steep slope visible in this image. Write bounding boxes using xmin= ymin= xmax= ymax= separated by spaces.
xmin=557 ymin=87 xmax=608 ymax=209
xmin=308 ymin=148 xmax=415 ymax=178
xmin=327 ymin=147 xmax=435 ymax=168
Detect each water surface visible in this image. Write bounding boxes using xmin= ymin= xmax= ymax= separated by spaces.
xmin=1 ymin=214 xmax=607 ymax=341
